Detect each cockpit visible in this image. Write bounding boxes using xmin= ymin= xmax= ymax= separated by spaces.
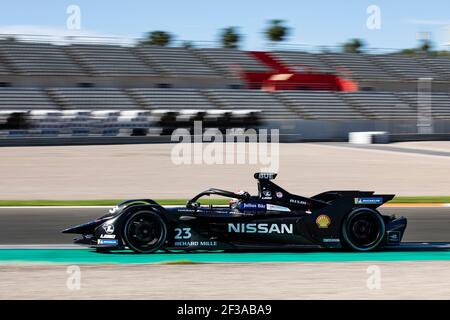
xmin=186 ymin=188 xmax=251 ymax=210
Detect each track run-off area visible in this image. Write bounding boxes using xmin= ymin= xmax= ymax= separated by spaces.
xmin=1 ymin=245 xmax=450 ymax=265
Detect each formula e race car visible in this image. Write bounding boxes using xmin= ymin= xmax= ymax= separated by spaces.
xmin=63 ymin=173 xmax=407 ymax=253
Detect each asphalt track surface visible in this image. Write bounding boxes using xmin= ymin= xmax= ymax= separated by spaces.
xmin=0 ymin=206 xmax=448 ymax=245
xmin=1 ymin=206 xmax=450 ymax=300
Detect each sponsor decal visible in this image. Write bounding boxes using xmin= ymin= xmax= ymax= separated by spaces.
xmin=262 ymin=190 xmax=271 ymax=197
xmin=323 ymin=238 xmax=340 ymax=243
xmin=103 ymin=223 xmax=115 ymax=234
xmin=97 ymin=239 xmax=118 ymax=245
xmin=289 ymin=199 xmax=309 ymax=206
xmin=257 ymin=172 xmax=276 ymax=180
xmin=108 ymin=206 xmax=120 ymax=214
xmin=174 ymin=228 xmax=192 ymax=240
xmin=387 ymin=231 xmax=401 ymax=243
xmin=197 ymin=208 xmax=230 ymax=214
xmin=239 ymin=202 xmax=266 ymax=211
xmin=276 ymin=192 xmax=283 ymax=198
xmin=174 ymin=240 xmax=218 ymax=247
xmin=178 ymin=209 xmax=195 ymax=213
xmin=316 ymin=215 xmax=331 ymax=229
xmin=354 ymin=197 xmax=383 ymax=205
xmin=266 ymin=204 xmax=291 ymax=212
xmin=100 ymin=234 xmax=116 ymax=239
xmin=228 ymin=223 xmax=293 ymax=234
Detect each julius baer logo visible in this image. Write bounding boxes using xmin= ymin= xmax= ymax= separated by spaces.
xmin=228 ymin=223 xmax=293 ymax=234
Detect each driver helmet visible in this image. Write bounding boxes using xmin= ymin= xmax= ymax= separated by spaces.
xmin=229 ymin=190 xmax=250 ymax=209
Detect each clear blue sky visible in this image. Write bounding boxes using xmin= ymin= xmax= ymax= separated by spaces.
xmin=1 ymin=0 xmax=450 ymax=50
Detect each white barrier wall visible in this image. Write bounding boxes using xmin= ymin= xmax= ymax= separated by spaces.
xmin=348 ymin=131 xmax=389 ymax=144
xmin=264 ymin=119 xmax=450 ymax=141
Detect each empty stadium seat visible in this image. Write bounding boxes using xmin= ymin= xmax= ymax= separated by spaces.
xmin=135 ymin=46 xmax=220 ymax=77
xmin=398 ymin=92 xmax=450 ymax=119
xmin=320 ymin=53 xmax=392 ymax=80
xmin=0 ymin=41 xmax=85 ymax=75
xmin=369 ymin=54 xmax=440 ymax=81
xmin=66 ymin=44 xmax=157 ymax=76
xmin=271 ymin=51 xmax=333 ymax=74
xmin=127 ymin=88 xmax=216 ymax=110
xmin=194 ymin=48 xmax=272 ymax=77
xmin=0 ymin=88 xmax=57 ymax=110
xmin=342 ymin=91 xmax=416 ymax=119
xmin=422 ymin=56 xmax=450 ymax=81
xmin=0 ymin=61 xmax=11 ymax=75
xmin=202 ymin=89 xmax=297 ymax=119
xmin=275 ymin=91 xmax=364 ymax=120
xmin=48 ymin=88 xmax=139 ymax=110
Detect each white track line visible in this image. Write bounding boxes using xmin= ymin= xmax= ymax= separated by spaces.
xmin=0 ymin=244 xmax=82 ymax=249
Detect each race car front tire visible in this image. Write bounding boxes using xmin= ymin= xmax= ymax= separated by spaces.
xmin=341 ymin=208 xmax=385 ymax=252
xmin=123 ymin=210 xmax=167 ymax=253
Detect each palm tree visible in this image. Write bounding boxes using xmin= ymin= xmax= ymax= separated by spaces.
xmin=265 ymin=20 xmax=290 ymax=43
xmin=182 ymin=41 xmax=194 ymax=49
xmin=142 ymin=31 xmax=172 ymax=46
xmin=220 ymin=27 xmax=241 ymax=49
xmin=342 ymin=38 xmax=365 ymax=53
xmin=419 ymin=39 xmax=432 ymax=52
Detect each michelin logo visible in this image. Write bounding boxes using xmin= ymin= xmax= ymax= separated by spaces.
xmin=228 ymin=223 xmax=293 ymax=234
xmin=97 ymin=239 xmax=118 ymax=245
xmin=354 ymin=197 xmax=383 ymax=205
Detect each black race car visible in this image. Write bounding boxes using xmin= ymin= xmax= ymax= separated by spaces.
xmin=63 ymin=173 xmax=407 ymax=253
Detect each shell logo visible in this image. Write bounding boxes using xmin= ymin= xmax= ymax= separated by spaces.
xmin=316 ymin=215 xmax=331 ymax=229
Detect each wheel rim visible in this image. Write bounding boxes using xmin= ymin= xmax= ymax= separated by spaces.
xmin=124 ymin=212 xmax=166 ymax=253
xmin=345 ymin=210 xmax=384 ymax=250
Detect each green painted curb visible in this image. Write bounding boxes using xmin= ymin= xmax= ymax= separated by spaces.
xmin=1 ymin=249 xmax=450 ymax=265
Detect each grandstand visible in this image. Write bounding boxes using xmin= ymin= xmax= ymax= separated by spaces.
xmin=0 ymin=41 xmax=86 ymax=76
xmin=369 ymin=54 xmax=441 ymax=81
xmin=275 ymin=91 xmax=364 ymax=120
xmin=422 ymin=57 xmax=450 ymax=81
xmin=398 ymin=92 xmax=450 ymax=119
xmin=194 ymin=48 xmax=273 ymax=78
xmin=65 ymin=44 xmax=157 ymax=76
xmin=48 ymin=88 xmax=138 ymax=109
xmin=0 ymin=39 xmax=450 ymax=139
xmin=0 ymin=88 xmax=58 ymax=110
xmin=341 ymin=91 xmax=416 ymax=119
xmin=202 ymin=89 xmax=297 ymax=119
xmin=0 ymin=60 xmax=11 ymax=75
xmin=320 ymin=53 xmax=392 ymax=81
xmin=134 ymin=46 xmax=220 ymax=77
xmin=127 ymin=88 xmax=215 ymax=110
xmin=271 ymin=51 xmax=333 ymax=74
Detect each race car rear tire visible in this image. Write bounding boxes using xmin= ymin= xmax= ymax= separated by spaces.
xmin=341 ymin=208 xmax=385 ymax=252
xmin=123 ymin=210 xmax=167 ymax=254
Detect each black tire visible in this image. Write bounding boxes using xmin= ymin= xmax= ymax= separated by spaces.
xmin=341 ymin=208 xmax=385 ymax=252
xmin=122 ymin=210 xmax=167 ymax=253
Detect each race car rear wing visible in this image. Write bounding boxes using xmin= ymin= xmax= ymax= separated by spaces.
xmin=254 ymin=172 xmax=329 ymax=209
xmin=253 ymin=172 xmax=394 ymax=210
xmin=311 ymin=191 xmax=395 ymax=208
